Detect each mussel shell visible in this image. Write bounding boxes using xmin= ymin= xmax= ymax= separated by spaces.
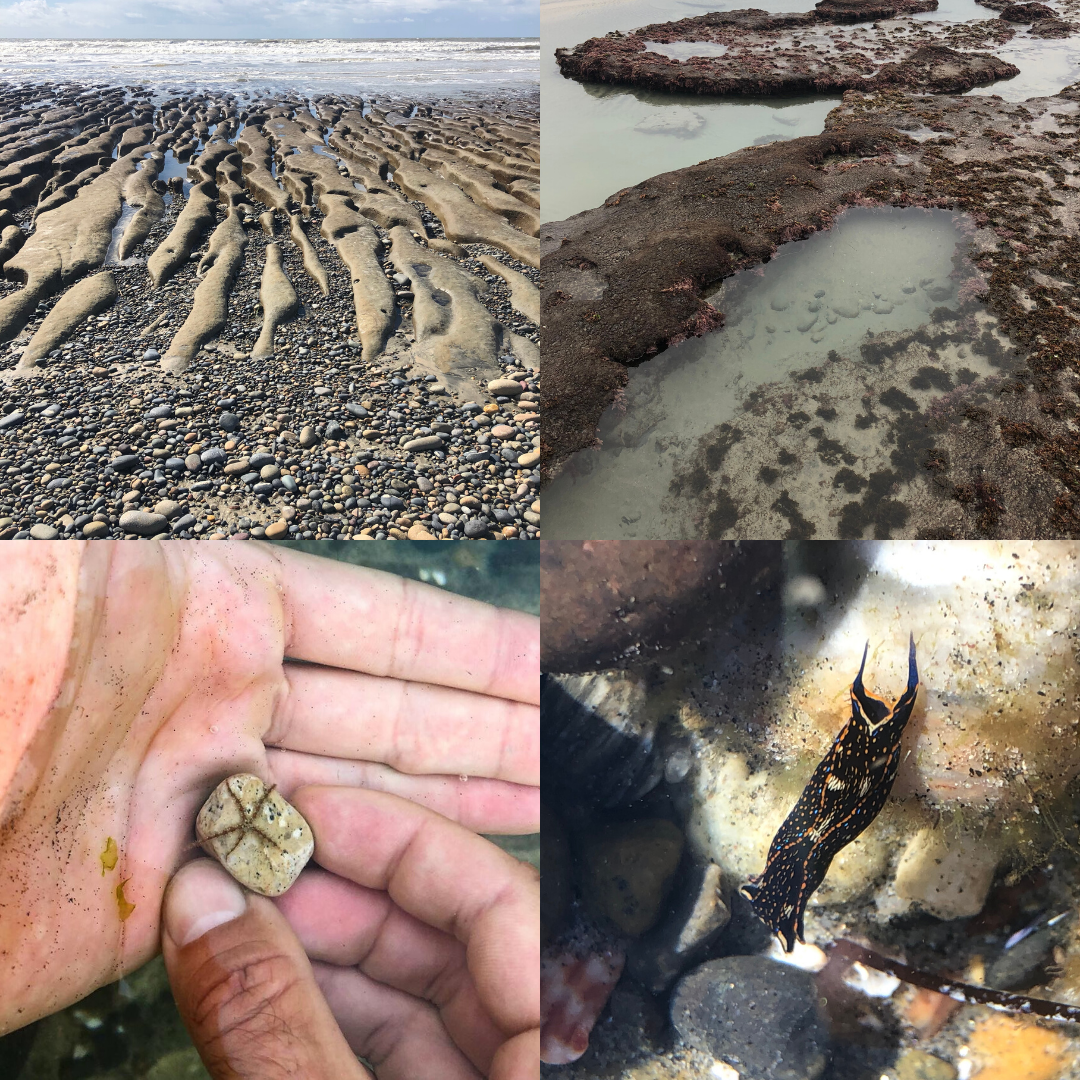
xmin=542 ymin=672 xmax=663 ymax=807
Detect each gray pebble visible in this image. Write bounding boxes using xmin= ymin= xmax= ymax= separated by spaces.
xmin=671 ymin=956 xmax=828 ymax=1080
xmin=219 ymin=411 xmax=241 ymax=432
xmin=119 ymin=510 xmax=169 ymax=537
xmin=403 ymin=436 xmax=445 ymax=452
xmin=29 ymin=523 xmax=59 ymax=540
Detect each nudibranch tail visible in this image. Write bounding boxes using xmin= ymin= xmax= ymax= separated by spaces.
xmin=740 ymin=635 xmax=920 ymax=952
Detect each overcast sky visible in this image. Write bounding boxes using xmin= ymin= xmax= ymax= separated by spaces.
xmin=0 ymin=0 xmax=537 ymax=38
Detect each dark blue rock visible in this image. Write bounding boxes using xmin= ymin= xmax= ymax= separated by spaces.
xmin=110 ymin=454 xmax=140 ymax=473
xmin=171 ymin=514 xmax=197 ymax=532
xmin=380 ymin=495 xmax=405 ymax=510
xmin=0 ymin=411 xmax=25 ymax=430
xmin=146 ymin=405 xmax=173 ymax=419
xmin=464 ymin=451 xmax=490 ymax=464
xmin=253 ymin=482 xmax=274 ymax=495
xmin=345 ymin=403 xmax=369 ymax=418
xmin=241 ymin=471 xmax=260 ymax=485
xmin=200 ymin=447 xmax=227 ymax=466
xmin=165 ymin=457 xmax=186 ymax=471
xmin=463 ymin=518 xmax=489 ymax=538
xmin=143 ymin=348 xmax=159 ymax=361
xmin=280 ymin=475 xmax=298 ymax=493
xmin=248 ymin=452 xmax=275 ymax=470
xmin=46 ymin=476 xmax=72 ymax=490
xmin=325 ymin=420 xmax=346 ymax=440
xmin=218 ymin=411 xmax=241 ymax=432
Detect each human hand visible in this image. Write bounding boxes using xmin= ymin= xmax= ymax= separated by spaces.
xmin=163 ymin=787 xmax=538 ymax=1079
xmin=0 ymin=542 xmax=538 ymax=1035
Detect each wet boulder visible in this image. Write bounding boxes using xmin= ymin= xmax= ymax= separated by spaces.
xmin=671 ymin=956 xmax=829 ymax=1080
xmin=814 ymin=0 xmax=936 ymax=21
xmin=998 ymin=1 xmax=1055 ymax=19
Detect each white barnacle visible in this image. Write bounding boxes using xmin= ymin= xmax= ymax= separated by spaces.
xmin=825 ymin=774 xmax=846 ymax=791
xmin=859 ymin=776 xmax=873 ymax=797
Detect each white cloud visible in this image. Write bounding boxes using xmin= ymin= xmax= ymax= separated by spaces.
xmin=0 ymin=0 xmax=536 ymax=35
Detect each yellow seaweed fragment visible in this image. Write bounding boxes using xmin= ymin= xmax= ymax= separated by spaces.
xmin=100 ymin=836 xmax=118 ymax=876
xmin=116 ymin=878 xmax=135 ymax=921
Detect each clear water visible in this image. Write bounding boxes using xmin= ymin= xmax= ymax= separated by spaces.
xmin=545 ymin=207 xmax=1007 ymax=539
xmin=966 ymin=32 xmax=1080 ymax=102
xmin=156 ymin=149 xmax=191 ymax=199
xmin=104 ymin=201 xmax=141 ymax=266
xmin=0 ymin=38 xmax=540 ymax=100
xmin=541 ymin=0 xmax=836 ymax=222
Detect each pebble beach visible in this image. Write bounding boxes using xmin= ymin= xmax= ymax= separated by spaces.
xmin=0 ymin=71 xmax=540 ymax=540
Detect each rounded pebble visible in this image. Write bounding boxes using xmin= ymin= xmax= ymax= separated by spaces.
xmin=671 ymin=956 xmax=828 ymax=1080
xmin=119 ymin=510 xmax=169 ymax=536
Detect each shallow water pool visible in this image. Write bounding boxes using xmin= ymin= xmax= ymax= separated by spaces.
xmin=545 ymin=207 xmax=1015 ymax=539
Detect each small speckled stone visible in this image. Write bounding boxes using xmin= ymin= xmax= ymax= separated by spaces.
xmin=196 ymin=774 xmax=314 ymax=897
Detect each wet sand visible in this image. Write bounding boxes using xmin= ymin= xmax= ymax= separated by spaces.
xmin=0 ymin=82 xmax=540 ymax=540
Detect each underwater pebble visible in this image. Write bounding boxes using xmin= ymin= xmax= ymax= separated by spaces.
xmin=580 ymin=819 xmax=685 ymax=937
xmin=892 ymin=824 xmax=999 ymax=919
xmin=894 ymin=1049 xmax=957 ymax=1080
xmin=196 ymin=773 xmax=314 ymax=897
xmin=671 ymin=956 xmax=829 ymax=1080
xmin=627 ymin=859 xmax=731 ymax=993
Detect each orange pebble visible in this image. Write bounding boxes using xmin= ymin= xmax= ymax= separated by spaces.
xmin=968 ymin=1014 xmax=1069 ymax=1080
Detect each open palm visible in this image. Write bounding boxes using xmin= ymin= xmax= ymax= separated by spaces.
xmin=0 ymin=542 xmax=539 ymax=1037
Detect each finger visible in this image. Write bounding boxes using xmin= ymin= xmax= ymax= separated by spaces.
xmin=267 ymin=748 xmax=540 ymax=834
xmin=162 ymin=859 xmax=368 ymax=1080
xmin=276 ymin=868 xmax=505 ymax=1070
xmin=269 ymin=547 xmax=540 ymax=703
xmin=271 ymin=662 xmax=539 ymax=785
xmin=293 ymin=787 xmax=540 ymax=1040
xmin=312 ymin=961 xmax=483 ymax=1080
xmin=491 ymin=1029 xmax=541 ymax=1080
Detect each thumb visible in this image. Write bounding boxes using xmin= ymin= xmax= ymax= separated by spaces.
xmin=162 ymin=859 xmax=367 ymax=1080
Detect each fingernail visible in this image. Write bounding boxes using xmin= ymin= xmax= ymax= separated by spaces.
xmin=166 ymin=860 xmax=248 ymax=947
